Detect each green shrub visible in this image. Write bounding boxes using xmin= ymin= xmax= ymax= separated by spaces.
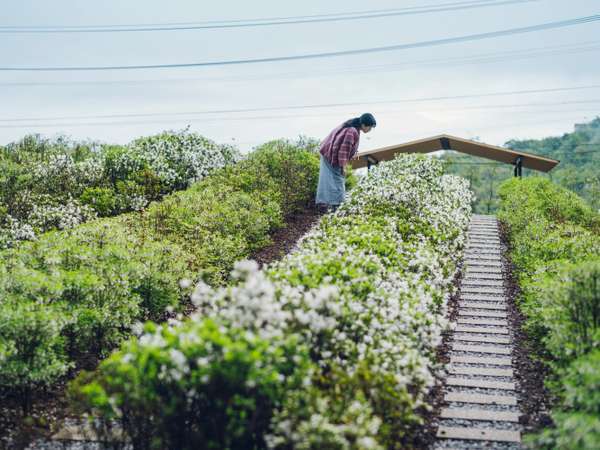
xmin=247 ymin=140 xmax=320 ymax=216
xmin=498 ymin=176 xmax=600 ymax=447
xmin=71 ymin=154 xmax=471 ymax=448
xmin=528 ymin=350 xmax=600 ymax=450
xmin=0 ymin=301 xmax=71 ymax=412
xmin=0 ymin=131 xmax=240 ymax=244
xmin=0 ymin=141 xmax=320 ymax=413
xmin=1 ymin=221 xmax=188 ymax=358
xmin=70 ymin=319 xmax=312 ymax=450
xmin=534 ymin=259 xmax=600 ymax=366
xmin=80 ymin=187 xmax=118 ymax=215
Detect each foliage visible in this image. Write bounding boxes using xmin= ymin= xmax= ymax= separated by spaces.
xmin=70 ymin=319 xmax=312 ymax=450
xmin=498 ymin=176 xmax=600 ymax=449
xmin=0 ymin=301 xmax=71 ymax=412
xmin=243 ymin=139 xmax=320 ymax=216
xmin=0 ymin=130 xmax=240 ymax=247
xmin=442 ymin=116 xmax=600 ymax=214
xmin=527 ymin=350 xmax=600 ymax=450
xmin=72 ymin=154 xmax=473 ymax=449
xmin=0 ymin=143 xmax=319 ymax=412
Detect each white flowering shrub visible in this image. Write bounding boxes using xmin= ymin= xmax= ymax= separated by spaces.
xmin=0 ymin=143 xmax=320 ymax=417
xmin=73 ymin=154 xmax=473 ymax=449
xmin=0 ymin=131 xmax=240 ymax=247
xmin=70 ymin=318 xmax=313 ymax=450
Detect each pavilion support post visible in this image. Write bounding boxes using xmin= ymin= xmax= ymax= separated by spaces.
xmin=363 ymin=155 xmax=379 ymax=172
xmin=514 ymin=156 xmax=523 ymax=178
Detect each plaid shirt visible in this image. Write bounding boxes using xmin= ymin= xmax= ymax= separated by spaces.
xmin=319 ymin=124 xmax=360 ymax=168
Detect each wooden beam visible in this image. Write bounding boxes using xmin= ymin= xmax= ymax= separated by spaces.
xmin=351 ymin=134 xmax=559 ymax=172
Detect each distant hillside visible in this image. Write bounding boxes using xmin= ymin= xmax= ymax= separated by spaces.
xmin=441 ymin=117 xmax=600 ymax=213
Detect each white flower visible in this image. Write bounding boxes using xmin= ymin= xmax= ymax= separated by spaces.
xmin=179 ymin=278 xmax=193 ymax=289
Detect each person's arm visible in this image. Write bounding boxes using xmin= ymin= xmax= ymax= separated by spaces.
xmin=337 ymin=130 xmax=358 ymax=175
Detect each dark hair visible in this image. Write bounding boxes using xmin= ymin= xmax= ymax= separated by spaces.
xmin=343 ymin=113 xmax=377 ymax=129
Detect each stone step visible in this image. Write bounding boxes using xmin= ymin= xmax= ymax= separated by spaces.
xmin=449 ymin=366 xmax=513 ymax=377
xmin=452 ymin=343 xmax=511 ymax=355
xmin=437 ymin=426 xmax=520 ymax=443
xmin=468 ymin=242 xmax=502 ymax=248
xmin=458 ymin=309 xmax=507 ymax=318
xmin=440 ymin=408 xmax=520 ymax=422
xmin=465 ymin=270 xmax=504 ymax=278
xmin=461 ymin=288 xmax=505 ymax=296
xmin=450 ymin=355 xmax=512 ymax=366
xmin=469 ymin=236 xmax=500 ymax=242
xmin=466 ymin=246 xmax=502 ymax=251
xmin=465 ymin=253 xmax=503 ymax=259
xmin=460 ymin=294 xmax=507 ymax=302
xmin=468 ymin=238 xmax=501 ymax=242
xmin=461 ymin=301 xmax=507 ymax=310
xmin=455 ymin=325 xmax=509 ymax=335
xmin=464 ymin=272 xmax=503 ymax=279
xmin=462 ymin=279 xmax=504 ymax=287
xmin=444 ymin=391 xmax=517 ymax=406
xmin=469 ymin=230 xmax=500 ymax=235
xmin=465 ymin=250 xmax=501 ymax=256
xmin=465 ymin=261 xmax=503 ymax=273
xmin=446 ymin=377 xmax=515 ymax=390
xmin=453 ymin=334 xmax=510 ymax=344
xmin=465 ymin=261 xmax=503 ymax=268
xmin=463 ymin=273 xmax=504 ymax=280
xmin=468 ymin=232 xmax=499 ymax=236
xmin=464 ymin=257 xmax=503 ymax=263
xmin=457 ymin=317 xmax=508 ymax=326
xmin=466 ymin=256 xmax=502 ymax=262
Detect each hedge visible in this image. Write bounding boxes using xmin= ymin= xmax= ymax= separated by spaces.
xmin=0 ymin=131 xmax=240 ymax=247
xmin=0 ymin=141 xmax=319 ymax=412
xmin=498 ymin=177 xmax=600 ymax=449
xmin=71 ymin=154 xmax=473 ymax=449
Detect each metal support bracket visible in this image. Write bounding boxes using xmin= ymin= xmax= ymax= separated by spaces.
xmin=362 ymin=154 xmax=379 ymax=171
xmin=513 ymin=156 xmax=523 ymax=178
xmin=440 ymin=137 xmax=452 ymax=150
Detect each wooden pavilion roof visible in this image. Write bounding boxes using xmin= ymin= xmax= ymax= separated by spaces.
xmin=350 ymin=134 xmax=559 ymax=172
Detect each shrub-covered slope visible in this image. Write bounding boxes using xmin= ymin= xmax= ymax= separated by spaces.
xmin=498 ymin=177 xmax=600 ymax=449
xmin=72 ymin=154 xmax=473 ymax=449
xmin=0 ymin=141 xmax=319 ymax=412
xmin=0 ymin=131 xmax=240 ymax=247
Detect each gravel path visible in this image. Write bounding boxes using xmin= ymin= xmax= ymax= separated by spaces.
xmin=433 ymin=214 xmax=524 ymax=450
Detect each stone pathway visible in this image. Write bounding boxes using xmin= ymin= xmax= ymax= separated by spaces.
xmin=434 ymin=214 xmax=523 ymax=449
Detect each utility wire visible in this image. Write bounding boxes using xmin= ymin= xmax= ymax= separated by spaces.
xmin=2 ymin=39 xmax=599 ymax=87
xmin=0 ymin=0 xmax=536 ymax=33
xmin=0 ymin=0 xmax=505 ymax=29
xmin=0 ymin=104 xmax=597 ymax=129
xmin=2 ymin=85 xmax=599 ymax=123
xmin=1 ymin=14 xmax=598 ymax=71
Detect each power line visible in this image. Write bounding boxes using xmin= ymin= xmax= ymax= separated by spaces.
xmin=2 ymin=14 xmax=599 ymax=71
xmin=2 ymin=39 xmax=599 ymax=88
xmin=2 ymin=85 xmax=600 ymax=123
xmin=0 ymin=103 xmax=597 ymax=130
xmin=0 ymin=0 xmax=535 ymax=33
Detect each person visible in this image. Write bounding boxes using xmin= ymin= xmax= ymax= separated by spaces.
xmin=316 ymin=113 xmax=376 ymax=211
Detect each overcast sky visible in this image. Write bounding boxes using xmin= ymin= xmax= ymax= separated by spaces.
xmin=1 ymin=0 xmax=599 ymax=152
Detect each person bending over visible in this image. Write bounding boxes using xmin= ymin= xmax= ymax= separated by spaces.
xmin=316 ymin=113 xmax=376 ymax=211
